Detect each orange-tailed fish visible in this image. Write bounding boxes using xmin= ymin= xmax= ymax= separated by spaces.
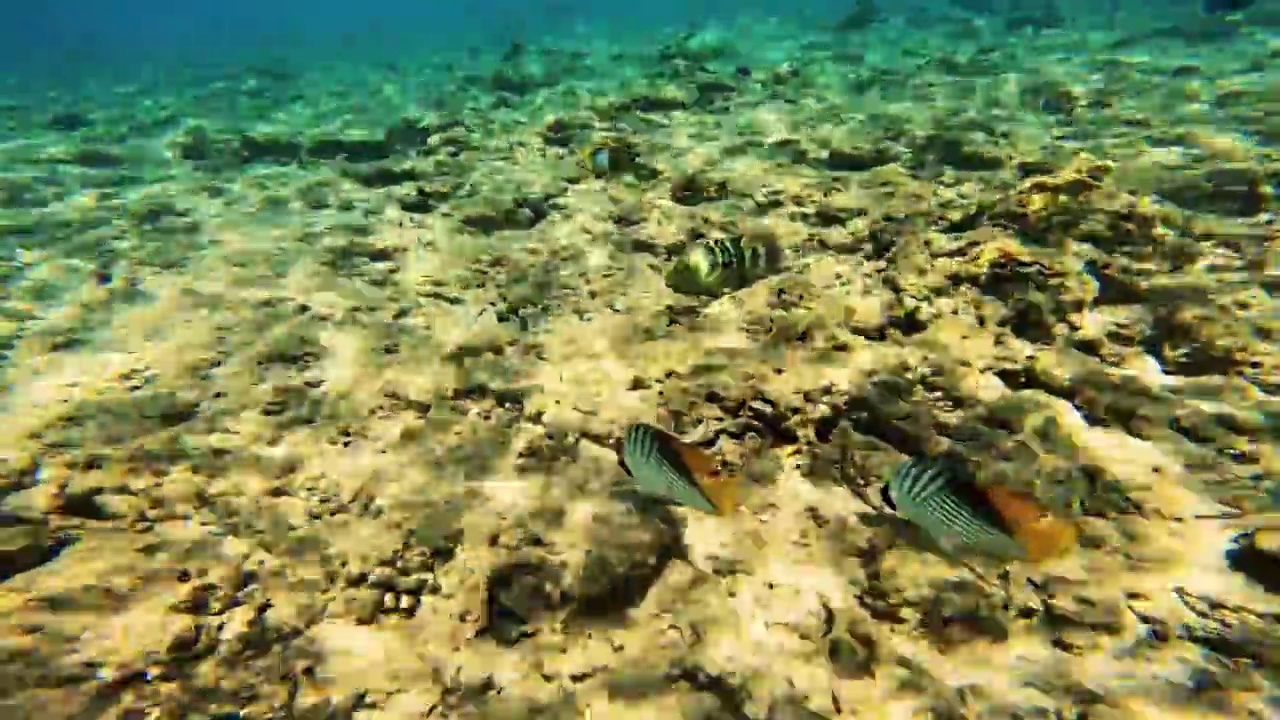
xmin=881 ymin=455 xmax=1077 ymax=562
xmin=621 ymin=423 xmax=739 ymax=515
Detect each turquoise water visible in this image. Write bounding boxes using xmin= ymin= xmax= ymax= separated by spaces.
xmin=6 ymin=1 xmax=854 ymax=79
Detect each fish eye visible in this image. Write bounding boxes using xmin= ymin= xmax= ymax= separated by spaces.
xmin=879 ymin=484 xmax=896 ymax=511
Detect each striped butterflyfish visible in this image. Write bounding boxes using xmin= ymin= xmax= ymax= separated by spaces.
xmin=881 ymin=455 xmax=1077 ymax=562
xmin=621 ymin=423 xmax=739 ymax=515
xmin=664 ymin=235 xmax=784 ymax=297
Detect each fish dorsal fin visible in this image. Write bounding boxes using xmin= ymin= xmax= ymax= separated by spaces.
xmin=983 ymin=484 xmax=1077 ymax=562
xmin=671 ymin=440 xmax=740 ymax=516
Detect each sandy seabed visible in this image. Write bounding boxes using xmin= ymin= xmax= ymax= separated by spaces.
xmin=0 ymin=7 xmax=1279 ymax=719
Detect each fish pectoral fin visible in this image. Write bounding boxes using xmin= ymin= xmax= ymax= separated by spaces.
xmin=982 ymin=538 xmax=1027 ymax=562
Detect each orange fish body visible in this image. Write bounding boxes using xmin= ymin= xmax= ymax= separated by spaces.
xmin=621 ymin=423 xmax=741 ymax=516
xmin=982 ymin=484 xmax=1078 ymax=562
xmin=671 ymin=440 xmax=740 ymax=516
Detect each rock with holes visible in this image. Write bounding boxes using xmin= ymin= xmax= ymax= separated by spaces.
xmin=564 ymin=502 xmax=684 ymax=624
xmin=921 ymin=578 xmax=1010 ymax=651
xmin=768 ymin=697 xmax=834 ymax=719
xmin=1176 ymin=587 xmax=1280 ymax=669
xmin=334 ymin=588 xmax=384 ymax=626
xmin=873 ymin=547 xmax=970 ymax=611
xmin=1152 ymin=164 xmax=1271 ymax=217
xmin=329 ymin=520 xmax=461 ymax=625
xmin=0 ymin=517 xmax=69 ymax=583
xmin=825 ymin=614 xmax=879 ymax=680
xmin=1032 ymin=575 xmax=1133 ymax=655
xmin=1189 ymin=659 xmax=1272 ymax=716
xmin=1226 ymin=529 xmax=1280 ymax=595
xmin=669 ymin=172 xmax=727 ymax=206
xmin=481 ymin=557 xmax=566 ymax=646
xmin=170 ymin=560 xmax=250 ymax=616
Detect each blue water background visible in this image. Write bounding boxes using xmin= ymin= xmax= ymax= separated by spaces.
xmin=1 ymin=0 xmax=1140 ymax=90
xmin=3 ymin=1 xmax=850 ymax=82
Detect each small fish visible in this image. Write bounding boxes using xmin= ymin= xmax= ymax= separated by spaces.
xmin=881 ymin=455 xmax=1077 ymax=562
xmin=664 ymin=236 xmax=784 ymax=297
xmin=580 ymin=141 xmax=636 ymax=177
xmin=621 ymin=423 xmax=739 ymax=514
xmin=1202 ymin=0 xmax=1254 ymax=14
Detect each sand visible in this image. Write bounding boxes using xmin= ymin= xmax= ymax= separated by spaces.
xmin=1 ymin=8 xmax=1279 ymax=720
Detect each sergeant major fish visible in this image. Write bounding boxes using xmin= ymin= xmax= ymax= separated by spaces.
xmin=664 ymin=235 xmax=784 ymax=298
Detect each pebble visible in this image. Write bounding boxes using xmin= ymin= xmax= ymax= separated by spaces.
xmin=350 ymin=590 xmax=382 ymax=625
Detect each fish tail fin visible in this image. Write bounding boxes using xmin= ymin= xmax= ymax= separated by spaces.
xmin=1017 ymin=517 xmax=1078 ymax=562
xmin=981 ymin=482 xmax=1078 ymax=561
xmin=695 ymin=470 xmax=741 ymax=515
xmin=672 ymin=443 xmax=740 ymax=515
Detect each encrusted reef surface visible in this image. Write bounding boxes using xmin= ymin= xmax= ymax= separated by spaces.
xmin=0 ymin=9 xmax=1278 ymax=720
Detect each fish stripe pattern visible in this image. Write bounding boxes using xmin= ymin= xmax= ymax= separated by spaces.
xmin=665 ymin=236 xmax=783 ymax=297
xmin=886 ymin=456 xmax=1027 ymax=560
xmin=622 ymin=423 xmax=719 ymax=513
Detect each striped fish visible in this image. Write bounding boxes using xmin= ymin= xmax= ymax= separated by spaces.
xmin=882 ymin=455 xmax=1077 ymax=562
xmin=580 ymin=141 xmax=636 ymax=177
xmin=621 ymin=423 xmax=739 ymax=515
xmin=664 ymin=236 xmax=784 ymax=297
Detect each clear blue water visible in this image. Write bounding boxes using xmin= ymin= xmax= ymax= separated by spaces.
xmin=2 ymin=0 xmax=1159 ymax=87
xmin=3 ymin=1 xmax=876 ymax=83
